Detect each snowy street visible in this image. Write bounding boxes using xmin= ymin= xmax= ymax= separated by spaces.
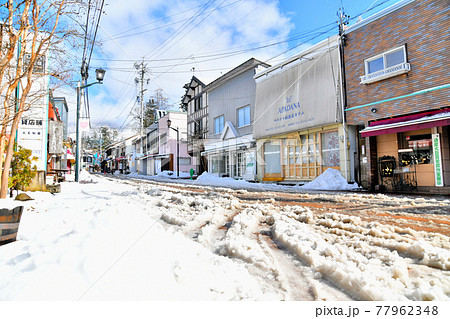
xmin=1 ymin=171 xmax=449 ymax=301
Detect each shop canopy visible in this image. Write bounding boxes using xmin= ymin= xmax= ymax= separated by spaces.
xmin=360 ymin=109 xmax=450 ymax=137
xmin=66 ymin=149 xmax=75 ymax=161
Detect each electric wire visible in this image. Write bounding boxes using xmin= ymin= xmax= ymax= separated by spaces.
xmin=102 ymin=0 xmax=242 ymax=42
xmin=92 ymin=21 xmax=336 ymax=67
xmin=89 ymin=0 xmax=397 ymax=131
xmin=87 ymin=0 xmax=105 ymax=68
xmin=82 ymin=0 xmax=92 ymax=63
xmin=152 ymin=0 xmax=262 ymax=79
xmin=143 ymin=0 xmax=217 ymax=59
xmin=150 ymin=0 xmax=228 ymax=62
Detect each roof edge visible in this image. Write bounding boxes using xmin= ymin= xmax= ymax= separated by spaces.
xmin=345 ymin=0 xmax=416 ymax=34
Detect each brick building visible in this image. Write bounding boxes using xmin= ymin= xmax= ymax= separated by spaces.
xmin=343 ymin=0 xmax=450 ymax=192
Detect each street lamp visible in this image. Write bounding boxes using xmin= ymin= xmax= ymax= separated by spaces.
xmin=75 ymin=68 xmax=106 ymax=182
xmin=167 ymin=119 xmax=179 ymax=178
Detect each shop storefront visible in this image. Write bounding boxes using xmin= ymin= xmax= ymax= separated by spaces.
xmin=257 ymin=125 xmax=345 ymax=181
xmin=204 ymin=132 xmax=257 ymax=180
xmin=360 ymin=109 xmax=450 ymax=190
xmin=254 ymin=36 xmax=352 ymax=182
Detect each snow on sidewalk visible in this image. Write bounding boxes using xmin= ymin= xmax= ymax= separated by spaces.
xmin=0 ymin=173 xmax=279 ymax=300
xmin=128 ymin=168 xmax=361 ymax=192
xmin=1 ymin=170 xmax=449 ymax=301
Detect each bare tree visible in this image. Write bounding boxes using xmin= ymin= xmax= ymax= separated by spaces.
xmin=0 ymin=0 xmax=92 ymax=198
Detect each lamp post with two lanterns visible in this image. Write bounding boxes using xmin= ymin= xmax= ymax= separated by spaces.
xmin=75 ymin=68 xmax=106 ymax=182
xmin=166 ymin=119 xmax=179 ymax=178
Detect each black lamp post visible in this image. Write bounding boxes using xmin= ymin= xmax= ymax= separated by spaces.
xmin=167 ymin=119 xmax=179 ymax=178
xmin=75 ymin=68 xmax=106 ymax=182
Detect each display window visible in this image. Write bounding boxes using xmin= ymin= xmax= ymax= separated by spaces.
xmin=398 ymin=133 xmax=433 ymax=166
xmin=265 ymin=129 xmax=340 ymax=180
xmin=263 ymin=141 xmax=281 ymax=174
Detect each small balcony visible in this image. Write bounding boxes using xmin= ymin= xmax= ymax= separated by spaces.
xmin=360 ymin=62 xmax=410 ymax=84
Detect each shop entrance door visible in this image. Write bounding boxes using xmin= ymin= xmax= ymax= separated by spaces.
xmin=283 ymin=134 xmax=322 ymax=180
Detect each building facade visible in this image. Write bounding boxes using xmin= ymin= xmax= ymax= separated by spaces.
xmin=203 ymin=58 xmax=270 ymax=180
xmin=53 ymin=97 xmax=69 ymax=141
xmin=253 ymin=36 xmax=355 ymax=183
xmin=46 ymin=95 xmax=65 ymax=176
xmin=134 ymin=111 xmax=194 ymax=176
xmin=182 ymin=76 xmax=208 ymax=175
xmin=343 ymin=0 xmax=450 ymax=192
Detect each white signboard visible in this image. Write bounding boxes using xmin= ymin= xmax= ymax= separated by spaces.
xmin=18 ymin=117 xmax=46 ymax=170
xmin=432 ymin=133 xmax=443 ymax=187
xmin=253 ymin=45 xmax=341 ymax=139
xmin=48 ymin=121 xmax=64 ymax=154
xmin=243 ymin=151 xmax=256 ymax=181
xmin=80 ymin=118 xmax=90 ymax=132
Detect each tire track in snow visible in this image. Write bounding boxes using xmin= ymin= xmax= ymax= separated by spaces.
xmin=98 ymin=174 xmax=450 ymax=300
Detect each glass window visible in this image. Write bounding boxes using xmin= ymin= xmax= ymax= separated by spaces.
xmin=179 ymin=157 xmax=191 ymax=165
xmin=160 ymin=133 xmax=167 ymax=145
xmin=264 ymin=141 xmax=281 ymax=174
xmin=366 ymin=46 xmax=407 ymax=75
xmin=399 ymin=133 xmax=433 ymax=166
xmin=368 ymin=57 xmax=384 ymax=73
xmin=321 ymin=130 xmax=340 ymax=168
xmin=237 ymin=105 xmax=250 ymax=127
xmin=236 ymin=152 xmax=246 ymax=177
xmin=214 ymin=115 xmax=224 ymax=134
xmin=386 ymin=49 xmax=405 ymax=68
xmin=211 ymin=156 xmax=224 ymax=173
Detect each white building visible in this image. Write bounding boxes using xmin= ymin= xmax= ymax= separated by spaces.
xmin=0 ymin=23 xmax=50 ymax=190
xmin=134 ymin=111 xmax=194 ymax=176
xmin=202 ymin=58 xmax=270 ymax=181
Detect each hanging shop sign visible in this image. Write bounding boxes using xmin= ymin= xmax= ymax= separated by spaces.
xmin=432 ymin=133 xmax=443 ymax=187
xmin=80 ymin=118 xmax=90 ymax=132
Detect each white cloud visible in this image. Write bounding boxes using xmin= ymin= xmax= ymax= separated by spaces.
xmin=61 ymin=0 xmax=295 ymax=137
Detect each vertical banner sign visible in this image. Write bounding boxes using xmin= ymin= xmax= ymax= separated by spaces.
xmin=245 ymin=152 xmax=256 ymax=177
xmin=80 ymin=118 xmax=90 ymax=132
xmin=432 ymin=133 xmax=443 ymax=187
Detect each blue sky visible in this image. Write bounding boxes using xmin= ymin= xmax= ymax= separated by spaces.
xmin=62 ymin=0 xmax=402 ymax=136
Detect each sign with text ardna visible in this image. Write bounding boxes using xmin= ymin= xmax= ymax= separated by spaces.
xmin=253 ymin=43 xmax=341 ymax=139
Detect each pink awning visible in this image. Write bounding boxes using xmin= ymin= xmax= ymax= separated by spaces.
xmin=360 ymin=109 xmax=450 ymax=137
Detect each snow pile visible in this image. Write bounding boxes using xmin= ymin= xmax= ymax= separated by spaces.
xmin=196 ymin=172 xmax=251 ymax=187
xmin=271 ymin=210 xmax=450 ymax=301
xmin=300 ymin=168 xmax=360 ymax=190
xmin=125 ymin=167 xmax=365 ymax=193
xmin=157 ymin=170 xmax=192 ymax=179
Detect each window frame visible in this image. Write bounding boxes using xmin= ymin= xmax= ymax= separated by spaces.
xmin=364 ymin=45 xmax=407 ymax=75
xmin=237 ymin=105 xmax=251 ymax=128
xmin=214 ymin=115 xmax=224 ymax=135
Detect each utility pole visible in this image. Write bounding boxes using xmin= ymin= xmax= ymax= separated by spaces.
xmin=134 ymin=58 xmax=149 ymax=174
xmin=338 ymin=8 xmax=350 ymax=182
xmin=99 ymin=128 xmax=102 ymax=162
xmin=75 ymin=65 xmax=105 ymax=182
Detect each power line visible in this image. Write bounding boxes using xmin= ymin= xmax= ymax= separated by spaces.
xmin=150 ymin=0 xmax=229 ymax=61
xmin=87 ymin=0 xmax=105 ymax=68
xmin=144 ymin=0 xmax=217 ymax=59
xmin=102 ymin=0 xmax=242 ymax=42
xmin=82 ymin=0 xmax=92 ymax=63
xmin=92 ymin=22 xmax=336 ymax=69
